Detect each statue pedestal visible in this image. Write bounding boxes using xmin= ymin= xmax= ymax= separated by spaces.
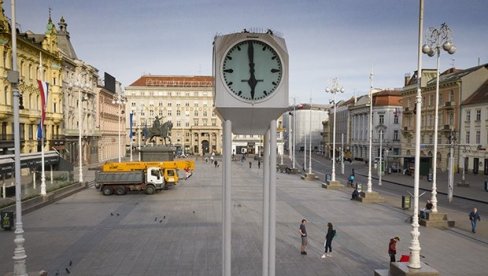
xmin=140 ymin=145 xmax=175 ymax=161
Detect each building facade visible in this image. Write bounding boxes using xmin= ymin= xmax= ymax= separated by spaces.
xmin=125 ymin=76 xmax=222 ymax=155
xmin=401 ymin=65 xmax=488 ymax=173
xmin=0 ymin=11 xmax=63 ymax=155
xmin=283 ymin=103 xmax=329 ymax=153
xmin=460 ymin=79 xmax=488 ymax=175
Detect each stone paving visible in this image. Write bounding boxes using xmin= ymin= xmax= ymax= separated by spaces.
xmin=0 ymin=158 xmax=487 ymax=275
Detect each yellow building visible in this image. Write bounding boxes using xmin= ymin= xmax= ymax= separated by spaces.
xmin=0 ymin=6 xmax=63 ymax=155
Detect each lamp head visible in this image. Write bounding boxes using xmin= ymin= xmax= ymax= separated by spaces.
xmin=447 ymin=45 xmax=456 ymax=55
xmin=422 ymin=44 xmax=431 ymax=54
xmin=442 ymin=41 xmax=452 ymax=52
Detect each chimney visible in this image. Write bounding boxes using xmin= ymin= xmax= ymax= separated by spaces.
xmin=404 ymin=73 xmax=411 ymax=86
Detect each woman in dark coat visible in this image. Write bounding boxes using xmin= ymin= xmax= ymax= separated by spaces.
xmin=321 ymin=222 xmax=336 ymax=258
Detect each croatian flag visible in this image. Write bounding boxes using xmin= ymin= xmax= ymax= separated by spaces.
xmin=37 ymin=80 xmax=49 ymax=139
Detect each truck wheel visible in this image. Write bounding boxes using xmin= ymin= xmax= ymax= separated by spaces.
xmin=102 ymin=186 xmax=113 ymax=196
xmin=145 ymin=185 xmax=155 ymax=195
xmin=115 ymin=186 xmax=127 ymax=195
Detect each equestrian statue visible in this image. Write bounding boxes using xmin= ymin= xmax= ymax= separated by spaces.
xmin=144 ymin=116 xmax=173 ymax=145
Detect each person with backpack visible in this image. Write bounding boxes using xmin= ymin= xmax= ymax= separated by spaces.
xmin=388 ymin=237 xmax=400 ymax=262
xmin=321 ymin=222 xmax=336 ymax=258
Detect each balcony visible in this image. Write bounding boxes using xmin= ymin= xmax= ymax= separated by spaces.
xmin=443 ymin=101 xmax=454 ymax=109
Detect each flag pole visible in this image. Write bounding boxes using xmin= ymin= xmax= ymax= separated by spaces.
xmin=39 ymin=51 xmax=46 ymax=196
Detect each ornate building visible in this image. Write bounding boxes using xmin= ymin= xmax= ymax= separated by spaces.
xmin=125 ymin=75 xmax=222 ymax=155
xmin=0 ymin=7 xmax=63 ymax=155
xmin=401 ymin=65 xmax=488 ymax=173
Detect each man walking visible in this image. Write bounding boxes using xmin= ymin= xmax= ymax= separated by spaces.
xmin=469 ymin=208 xmax=481 ymax=233
xmin=299 ymin=219 xmax=308 ymax=255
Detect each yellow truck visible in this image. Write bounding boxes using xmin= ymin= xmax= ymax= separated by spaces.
xmin=95 ymin=160 xmax=195 ymax=195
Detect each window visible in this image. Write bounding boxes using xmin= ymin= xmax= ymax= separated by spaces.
xmin=194 ymin=110 xmax=198 ymax=116
xmin=193 ymin=119 xmax=198 ymax=126
xmin=176 ymin=121 xmax=181 ymax=127
xmin=475 ymin=130 xmax=481 ymax=144
xmin=203 ymin=119 xmax=208 ymax=126
xmin=466 ymin=131 xmax=470 ymax=144
xmin=203 ymin=111 xmax=208 ymax=117
xmin=177 ymin=110 xmax=181 ymax=116
xmin=185 ymin=122 xmax=190 ymax=127
xmin=476 ymin=109 xmax=481 ymax=121
xmin=167 ymin=110 xmax=172 ymax=116
xmin=168 ymin=103 xmax=172 ymax=107
xmin=212 ymin=119 xmax=216 ymax=126
xmin=429 ymin=135 xmax=433 ymax=144
xmin=466 ymin=110 xmax=471 ymax=122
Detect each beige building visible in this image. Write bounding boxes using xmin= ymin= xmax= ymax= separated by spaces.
xmin=401 ymin=65 xmax=488 ymax=174
xmin=0 ymin=10 xmax=63 ymax=155
xmin=125 ymin=76 xmax=222 ymax=155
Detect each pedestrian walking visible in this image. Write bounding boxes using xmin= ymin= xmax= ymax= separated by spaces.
xmin=258 ymin=160 xmax=261 ymax=169
xmin=388 ymin=237 xmax=400 ymax=262
xmin=214 ymin=160 xmax=218 ymax=168
xmin=249 ymin=161 xmax=252 ymax=168
xmin=299 ymin=219 xmax=308 ymax=255
xmin=469 ymin=207 xmax=481 ymax=233
xmin=321 ymin=222 xmax=336 ymax=258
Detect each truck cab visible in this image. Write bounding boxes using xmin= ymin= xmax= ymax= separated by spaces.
xmin=147 ymin=167 xmax=165 ymax=190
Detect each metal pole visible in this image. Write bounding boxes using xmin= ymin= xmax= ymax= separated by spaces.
xmin=331 ymin=96 xmax=337 ymax=181
xmin=288 ymin=111 xmax=292 ymax=164
xmin=11 ymin=0 xmax=28 ymax=274
xmin=367 ymin=70 xmax=374 ymax=193
xmin=303 ymin=112 xmax=307 ymax=172
xmin=447 ymin=135 xmax=454 ymax=202
xmin=222 ymin=120 xmax=232 ymax=276
xmin=308 ymin=100 xmax=312 ymax=174
xmin=378 ymin=129 xmax=383 ymax=186
xmin=269 ymin=120 xmax=277 ymax=276
xmin=341 ymin=133 xmax=344 ymax=175
xmin=129 ymin=113 xmax=133 ymax=162
xmin=292 ymin=98 xmax=296 ymax=169
xmin=78 ymin=87 xmax=83 ymax=183
xmin=431 ymin=47 xmax=440 ymax=212
xmin=39 ymin=52 xmax=46 ymax=196
xmin=262 ymin=130 xmax=270 ymax=276
xmin=408 ymin=0 xmax=424 ymax=269
xmin=118 ymin=103 xmax=121 ymax=162
xmin=138 ymin=109 xmax=142 ymax=161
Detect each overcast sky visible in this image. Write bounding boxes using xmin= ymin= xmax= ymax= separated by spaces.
xmin=6 ymin=0 xmax=488 ymax=104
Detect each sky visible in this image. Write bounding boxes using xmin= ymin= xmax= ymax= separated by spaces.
xmin=5 ymin=0 xmax=488 ymax=104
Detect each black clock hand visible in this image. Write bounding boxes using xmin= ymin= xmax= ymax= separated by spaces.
xmin=245 ymin=41 xmax=262 ymax=100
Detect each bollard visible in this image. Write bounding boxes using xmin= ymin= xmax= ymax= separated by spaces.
xmin=2 ymin=183 xmax=5 ymax=199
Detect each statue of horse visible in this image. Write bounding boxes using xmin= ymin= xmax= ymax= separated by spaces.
xmin=144 ymin=120 xmax=173 ymax=145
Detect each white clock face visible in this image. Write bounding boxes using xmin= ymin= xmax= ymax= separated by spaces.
xmin=222 ymin=40 xmax=283 ymax=102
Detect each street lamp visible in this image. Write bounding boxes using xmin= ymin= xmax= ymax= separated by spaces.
xmin=9 ymin=1 xmax=28 ymax=273
xmin=378 ymin=128 xmax=384 ymax=186
xmin=112 ymin=93 xmax=126 ymax=163
xmin=422 ymin=23 xmax=456 ymax=213
xmin=446 ymin=130 xmax=457 ymax=202
xmin=78 ymin=81 xmax=88 ymax=184
xmin=367 ymin=71 xmax=374 ymax=193
xmin=326 ymin=78 xmax=344 ymax=183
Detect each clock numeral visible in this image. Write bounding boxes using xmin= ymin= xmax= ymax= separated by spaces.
xmin=262 ymin=46 xmax=267 ymax=51
xmin=226 ymin=56 xmax=232 ymax=60
xmin=238 ymin=91 xmax=242 ymax=96
xmin=224 ymin=69 xmax=234 ymax=73
xmin=237 ymin=46 xmax=241 ymax=51
xmin=271 ymin=69 xmax=280 ymax=73
xmin=227 ymin=82 xmax=233 ymax=86
xmin=271 ymin=56 xmax=277 ymax=60
xmin=272 ymin=81 xmax=277 ymax=86
xmin=263 ymin=91 xmax=268 ymax=96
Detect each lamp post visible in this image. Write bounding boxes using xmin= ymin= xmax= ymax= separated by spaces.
xmin=447 ymin=130 xmax=456 ymax=202
xmin=378 ymin=129 xmax=383 ymax=186
xmin=10 ymin=0 xmax=28 ymax=273
xmin=341 ymin=133 xmax=344 ymax=175
xmin=293 ymin=98 xmax=296 ymax=169
xmin=78 ymin=81 xmax=87 ymax=184
xmin=308 ymin=99 xmax=312 ymax=174
xmin=112 ymin=94 xmax=125 ymax=163
xmin=326 ymin=78 xmax=344 ymax=182
xmin=422 ymin=23 xmax=456 ymax=213
xmin=367 ymin=71 xmax=374 ymax=193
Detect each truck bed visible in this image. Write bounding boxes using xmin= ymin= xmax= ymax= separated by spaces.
xmin=95 ymin=171 xmax=144 ymax=184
